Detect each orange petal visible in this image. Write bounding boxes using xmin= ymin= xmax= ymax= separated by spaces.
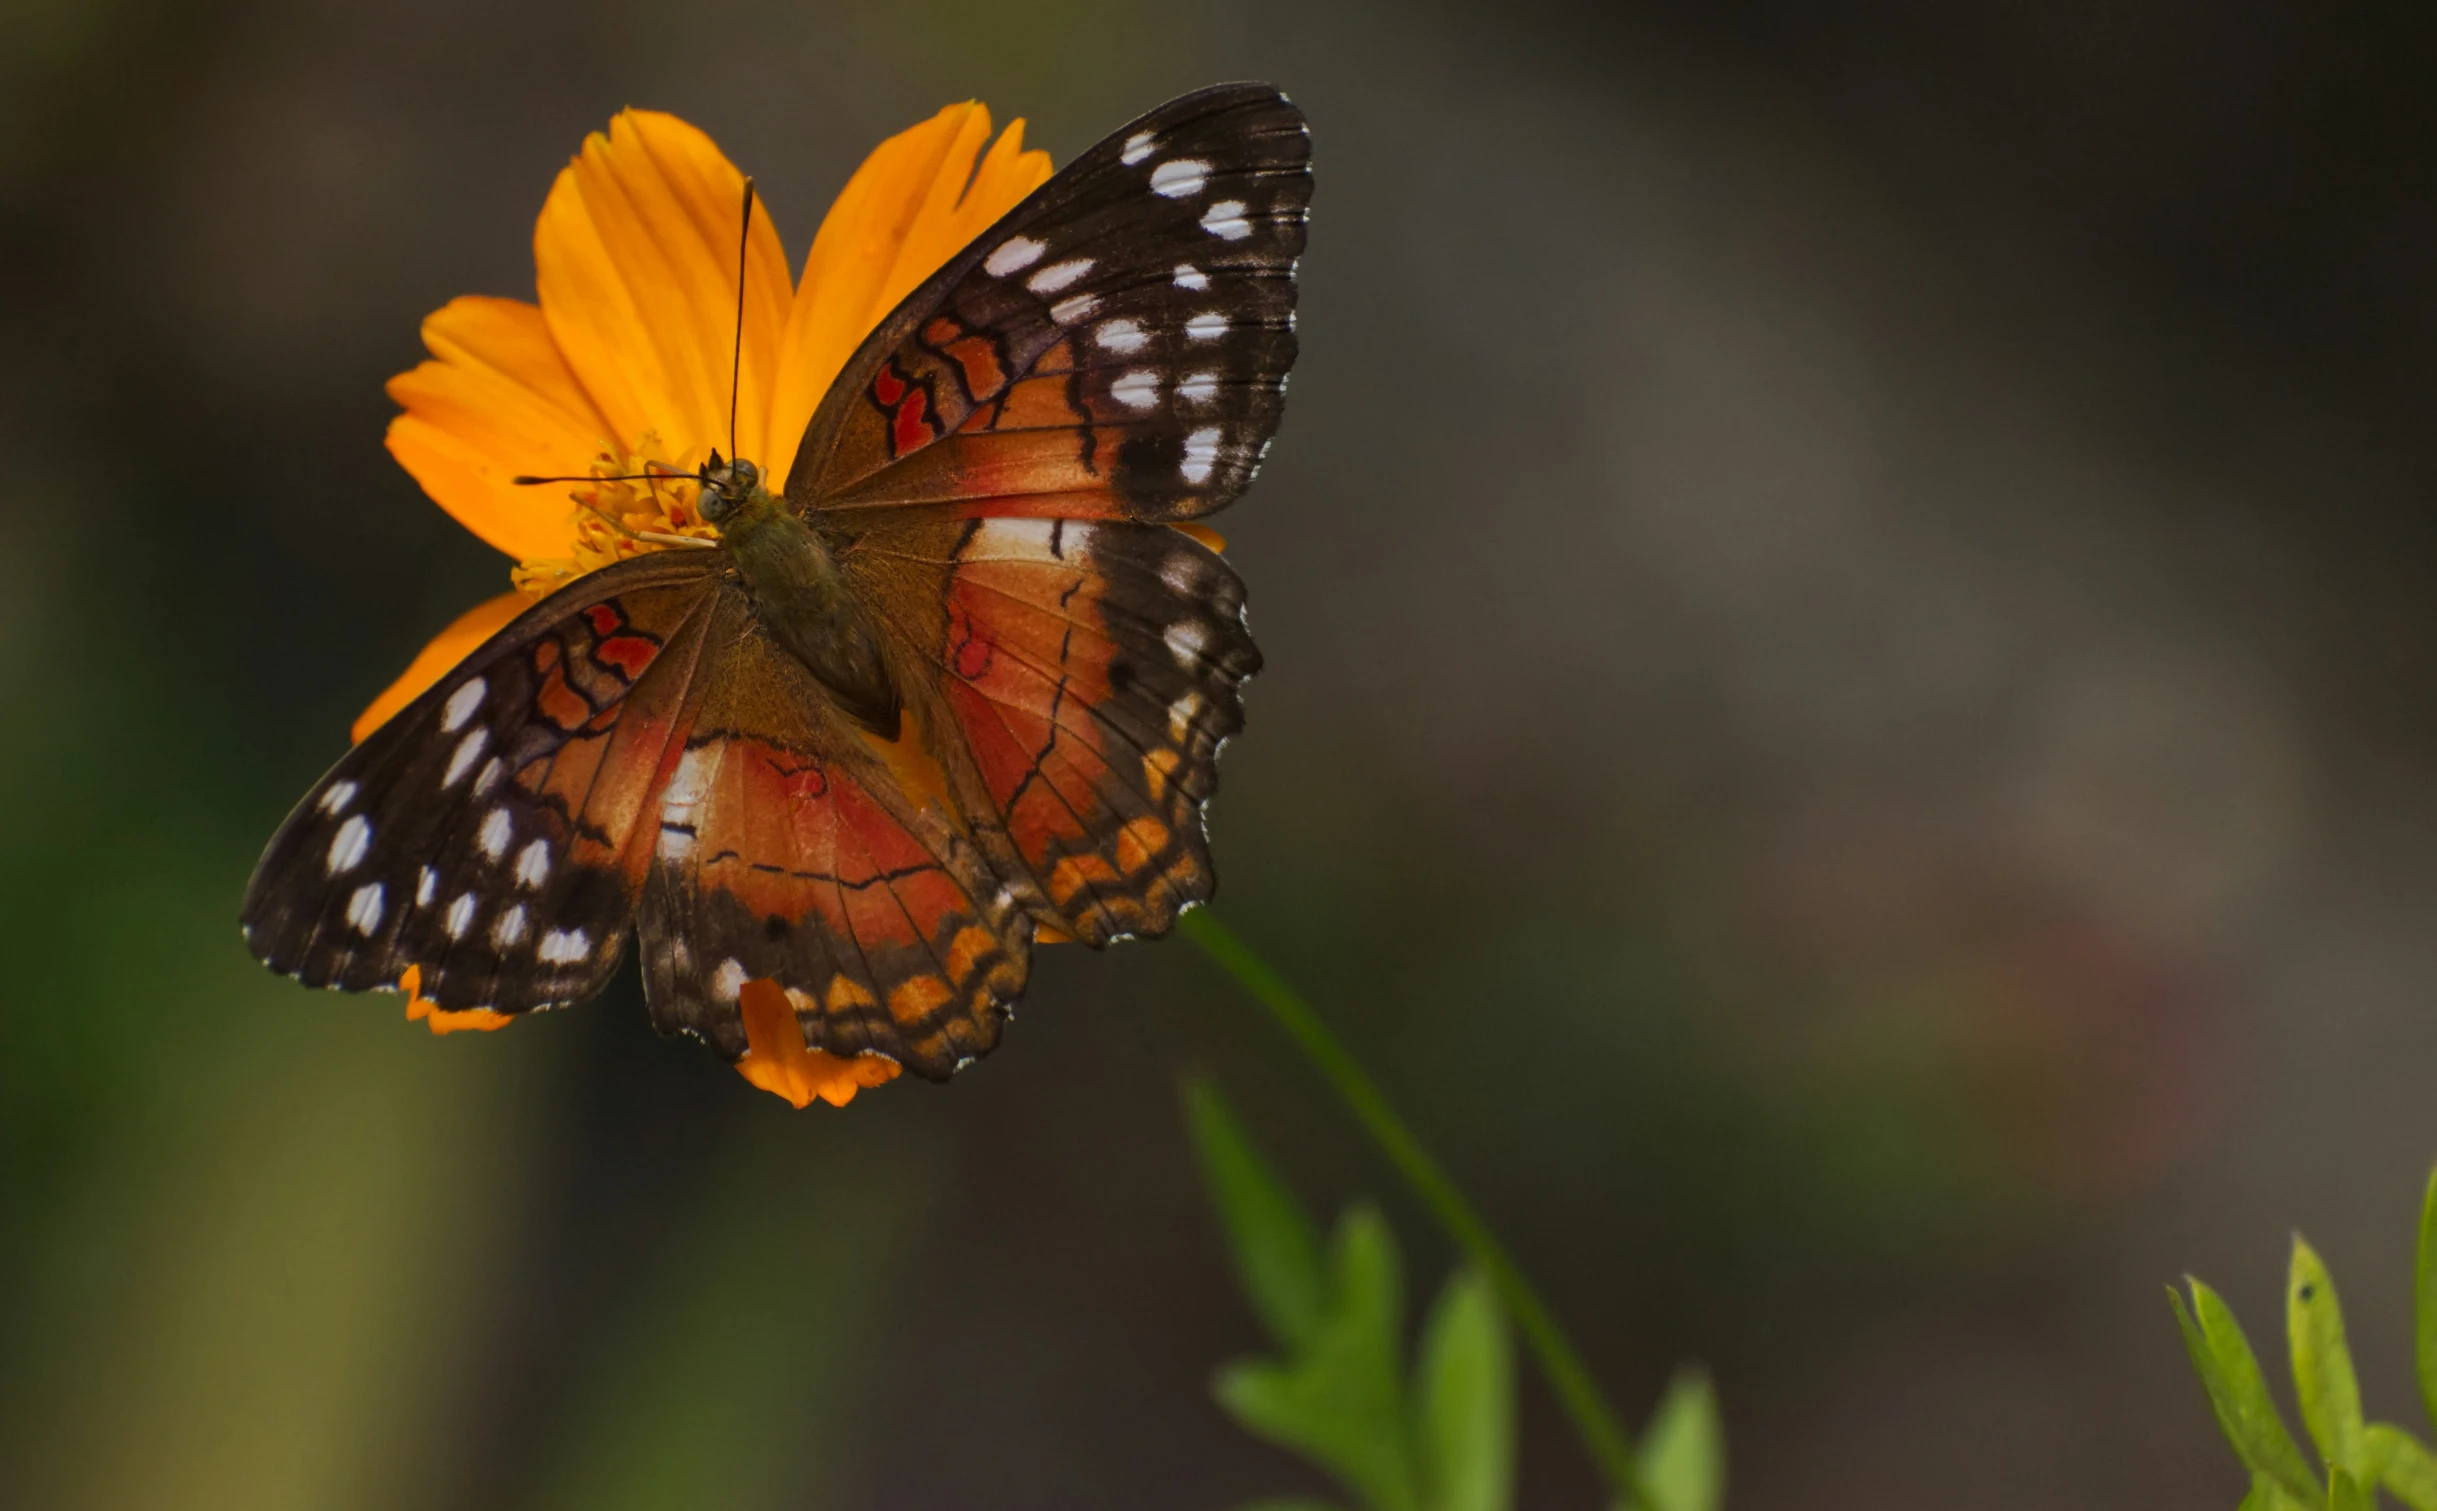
xmin=535 ymin=110 xmax=793 ymax=476
xmin=400 ymin=966 xmax=513 ymax=1034
xmin=385 ymin=296 xmax=614 ymax=561
xmin=733 ymin=978 xmax=903 ymax=1108
xmin=764 ymin=104 xmax=1052 ymax=483
xmin=351 ymin=591 xmax=528 ymax=742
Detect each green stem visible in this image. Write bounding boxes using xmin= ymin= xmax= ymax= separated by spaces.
xmin=1180 ymin=909 xmax=1658 ymax=1511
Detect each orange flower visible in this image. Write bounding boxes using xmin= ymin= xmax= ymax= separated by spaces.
xmin=366 ymin=104 xmax=1052 ymax=1105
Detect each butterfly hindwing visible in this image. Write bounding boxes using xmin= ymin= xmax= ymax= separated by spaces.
xmin=790 ymin=82 xmax=1310 ymax=523
xmin=851 ymin=514 xmax=1260 ymax=946
xmin=635 ymin=595 xmax=1030 ymax=1077
xmin=241 ymin=553 xmax=722 ymax=1014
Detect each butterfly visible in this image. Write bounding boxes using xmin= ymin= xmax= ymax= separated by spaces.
xmin=241 ymin=83 xmax=1309 ymax=1082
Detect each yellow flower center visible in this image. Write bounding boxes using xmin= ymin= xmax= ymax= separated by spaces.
xmin=508 ymin=432 xmax=724 ymax=599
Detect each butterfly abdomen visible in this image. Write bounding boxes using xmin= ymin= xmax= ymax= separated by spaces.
xmin=716 ymin=486 xmax=901 ymax=738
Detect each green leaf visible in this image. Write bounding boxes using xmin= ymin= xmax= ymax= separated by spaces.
xmin=1216 ymin=1206 xmax=1424 ymax=1511
xmin=2417 ymin=1166 xmax=2437 ymax=1437
xmin=2368 ymin=1422 xmax=2437 ymax=1511
xmin=1413 ymin=1268 xmax=1513 ymax=1511
xmin=1186 ymin=1079 xmax=1329 ymax=1352
xmin=2237 ymin=1471 xmax=2316 ymax=1511
xmin=2290 ymin=1236 xmax=2368 ymax=1477
xmin=2330 ymin=1466 xmax=2373 ymax=1511
xmin=2171 ymin=1280 xmax=2320 ymax=1500
xmin=1640 ymin=1368 xmax=1725 ymax=1511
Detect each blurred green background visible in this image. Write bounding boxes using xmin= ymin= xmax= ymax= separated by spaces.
xmin=6 ymin=1 xmax=2437 ymax=1506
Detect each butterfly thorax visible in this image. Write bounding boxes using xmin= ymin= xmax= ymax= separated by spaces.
xmin=699 ymin=458 xmax=901 ymax=740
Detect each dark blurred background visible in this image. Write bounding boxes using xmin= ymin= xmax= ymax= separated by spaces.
xmin=6 ymin=0 xmax=2437 ymax=1505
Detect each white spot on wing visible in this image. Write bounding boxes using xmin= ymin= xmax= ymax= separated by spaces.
xmin=1049 ymin=293 xmax=1099 ymax=326
xmin=346 ymin=882 xmax=385 ymax=935
xmin=1121 ymin=130 xmax=1156 ymax=165
xmin=1109 ymin=370 xmax=1160 ymax=409
xmin=1150 ymin=158 xmax=1209 ymax=198
xmin=492 ymin=904 xmax=527 ymax=949
xmin=1200 ymin=201 xmax=1253 ymax=240
xmin=1185 ymin=313 xmax=1228 ymax=341
xmin=657 ymin=825 xmax=694 ymax=861
xmin=441 ymin=678 xmax=486 ymax=733
xmin=971 ymin=517 xmax=1093 ymax=563
xmin=1168 ymin=691 xmax=1205 ymax=742
xmin=327 ymin=815 xmax=371 ymax=875
xmin=1161 ymin=556 xmax=1201 ymax=595
xmin=1095 ymin=319 xmax=1148 ymax=354
xmin=1173 ymin=263 xmax=1209 ymax=291
xmin=318 ymin=781 xmax=358 ymax=816
xmin=661 ymin=747 xmax=712 ymax=819
xmin=1178 ymin=371 xmax=1219 ymax=404
xmin=1181 ymin=427 xmax=1222 ymax=484
xmin=538 ymin=927 xmax=590 ymax=964
xmin=713 ymin=957 xmax=746 ymax=1003
xmin=1166 ymin=620 xmax=1210 ymax=667
xmin=670 ymin=938 xmax=692 ymax=975
xmin=443 ymin=725 xmax=488 ymax=787
xmin=1026 ymin=257 xmax=1093 ymax=294
xmin=983 ymin=236 xmax=1046 ymax=277
xmin=515 ymin=838 xmax=551 ymax=890
xmin=444 ymin=892 xmax=476 ymax=940
xmin=478 ymin=807 xmax=512 ymax=860
xmin=416 ymin=867 xmax=437 ymax=907
xmin=472 ymin=758 xmax=503 ymax=796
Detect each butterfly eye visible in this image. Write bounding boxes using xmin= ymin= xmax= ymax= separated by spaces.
xmin=697 ymin=486 xmax=738 ymax=524
xmin=728 ymin=458 xmax=760 ymax=492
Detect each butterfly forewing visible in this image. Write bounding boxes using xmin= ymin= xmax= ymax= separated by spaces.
xmin=241 ymin=554 xmax=722 ymax=1013
xmin=790 ymin=82 xmax=1310 ymax=523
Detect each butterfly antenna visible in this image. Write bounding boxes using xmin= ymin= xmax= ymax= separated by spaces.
xmin=512 ymin=468 xmax=690 ymax=486
xmin=730 ymin=176 xmax=755 ymax=466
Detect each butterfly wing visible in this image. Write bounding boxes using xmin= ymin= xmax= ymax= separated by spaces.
xmin=786 ymin=82 xmax=1309 ymax=524
xmin=634 ymin=593 xmax=1029 ymax=1078
xmin=791 ymin=83 xmax=1303 ymax=945
xmin=241 ymin=552 xmax=723 ymax=1014
xmin=851 ymin=515 xmax=1259 ymax=946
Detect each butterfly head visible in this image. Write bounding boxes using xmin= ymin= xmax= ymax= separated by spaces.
xmin=694 ymin=451 xmax=765 ymax=527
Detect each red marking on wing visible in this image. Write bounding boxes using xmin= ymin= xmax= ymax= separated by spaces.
xmin=890 ymin=385 xmax=934 ymax=458
xmin=947 ymin=601 xmax=995 ymax=680
xmin=594 ymin=633 xmax=657 ymax=680
xmin=585 ymin=603 xmax=622 ymax=636
xmin=872 ymin=363 xmax=906 ymax=407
